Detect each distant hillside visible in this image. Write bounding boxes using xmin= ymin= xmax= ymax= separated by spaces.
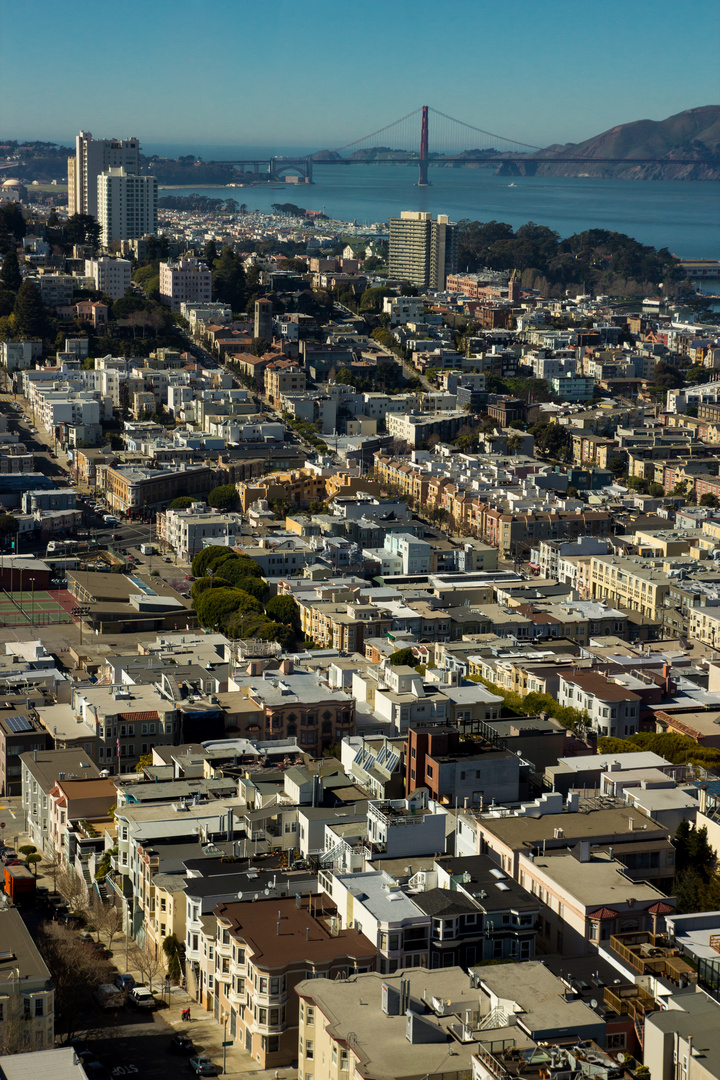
xmin=498 ymin=106 xmax=720 ymax=180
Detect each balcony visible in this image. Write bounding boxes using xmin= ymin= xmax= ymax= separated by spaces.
xmin=609 ymin=932 xmax=697 ymax=985
xmin=603 ymin=983 xmax=656 ymax=1021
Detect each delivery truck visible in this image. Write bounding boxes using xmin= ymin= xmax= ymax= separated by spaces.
xmin=4 ymin=863 xmax=36 ymax=906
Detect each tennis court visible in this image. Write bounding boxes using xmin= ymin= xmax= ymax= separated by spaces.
xmin=0 ymin=590 xmax=73 ymax=626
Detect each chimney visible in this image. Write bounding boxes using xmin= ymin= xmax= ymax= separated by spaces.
xmin=280 ymin=659 xmax=294 ymax=676
xmin=628 ymin=817 xmax=635 ymax=831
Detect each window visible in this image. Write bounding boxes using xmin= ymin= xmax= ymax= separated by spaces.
xmin=306 ymin=1040 xmax=314 ymax=1060
xmin=34 ymin=999 xmax=43 ymax=1017
xmin=340 ymin=1049 xmax=349 ymax=1071
xmin=306 ymin=1006 xmax=315 ymax=1025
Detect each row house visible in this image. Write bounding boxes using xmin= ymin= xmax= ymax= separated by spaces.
xmin=210 ymin=896 xmax=377 ymax=1069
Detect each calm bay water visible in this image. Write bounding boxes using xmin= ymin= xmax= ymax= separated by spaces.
xmin=158 ymin=164 xmax=720 ymax=259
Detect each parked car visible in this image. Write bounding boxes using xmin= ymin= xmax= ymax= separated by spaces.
xmin=128 ymin=985 xmax=155 ymax=1010
xmin=84 ymin=1063 xmax=112 ymax=1080
xmin=189 ymin=1057 xmax=218 ymax=1077
xmin=115 ymin=973 xmax=135 ymax=992
xmin=169 ymin=1034 xmax=194 ymax=1055
xmin=88 ymin=942 xmax=112 ymax=959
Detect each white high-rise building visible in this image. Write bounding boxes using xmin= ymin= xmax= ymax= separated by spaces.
xmin=85 ymin=256 xmax=132 ymax=301
xmin=68 ymin=131 xmax=140 ymax=219
xmin=97 ymin=168 xmax=158 ymax=246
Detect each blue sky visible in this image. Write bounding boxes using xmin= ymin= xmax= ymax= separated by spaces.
xmin=1 ymin=0 xmax=718 ymax=153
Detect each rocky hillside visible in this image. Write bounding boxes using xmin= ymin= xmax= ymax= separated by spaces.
xmin=498 ymin=106 xmax=720 ymax=180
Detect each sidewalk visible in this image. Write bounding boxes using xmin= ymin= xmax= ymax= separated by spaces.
xmin=7 ymin=820 xmax=299 ymax=1077
xmin=157 ymin=984 xmax=298 ymax=1079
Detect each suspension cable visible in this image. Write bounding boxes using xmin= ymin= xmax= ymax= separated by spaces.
xmin=429 ymin=107 xmax=543 ymax=151
xmin=331 ymin=108 xmax=423 ymax=153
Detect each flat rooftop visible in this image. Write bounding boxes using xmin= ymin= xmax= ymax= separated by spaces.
xmin=525 ymin=850 xmax=670 ymax=907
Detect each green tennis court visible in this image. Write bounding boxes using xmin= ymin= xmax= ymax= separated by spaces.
xmin=0 ymin=591 xmax=72 ymax=625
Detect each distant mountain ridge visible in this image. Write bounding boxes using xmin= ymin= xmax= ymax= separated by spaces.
xmin=500 ymin=106 xmax=720 ymax=180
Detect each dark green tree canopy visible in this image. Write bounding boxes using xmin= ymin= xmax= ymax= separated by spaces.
xmin=207 ymin=484 xmax=239 ymax=511
xmin=265 ymin=595 xmax=299 ymax=625
xmin=387 ymin=647 xmax=416 ymax=666
xmin=13 ymin=280 xmax=48 ymax=339
xmin=1 ymin=250 xmax=21 ymax=292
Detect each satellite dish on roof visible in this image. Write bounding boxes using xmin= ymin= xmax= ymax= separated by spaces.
xmin=590 ymin=999 xmax=598 ymax=1010
xmin=237 ymin=892 xmax=244 ymax=901
xmin=264 ymin=888 xmax=270 ymax=895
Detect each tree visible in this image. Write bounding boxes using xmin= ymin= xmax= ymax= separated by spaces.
xmin=387 ymin=647 xmax=416 ymax=666
xmin=13 ymin=280 xmax=48 ymax=339
xmin=0 ymin=250 xmax=21 ymax=293
xmin=207 ymin=484 xmax=239 ymax=511
xmin=190 ymin=575 xmax=232 ymax=602
xmin=162 ymin=933 xmax=183 ymax=983
xmin=265 ymin=594 xmax=299 ymax=625
xmin=203 ymin=239 xmax=219 ymax=269
xmin=56 ymin=867 xmax=87 ymax=910
xmin=18 ymin=844 xmax=37 ymax=857
xmin=168 ymin=496 xmax=194 ymax=509
xmin=0 ymin=516 xmax=18 ymax=544
xmin=128 ymin=943 xmax=164 ymax=992
xmin=700 ymin=493 xmax=720 ymax=508
xmin=40 ymin=850 xmax=63 ymax=891
xmin=36 ymin=922 xmax=113 ymax=1038
xmin=64 ymin=213 xmax=101 ymax=250
xmin=25 ymin=853 xmax=42 ymax=875
xmin=191 ymin=544 xmax=231 ymax=578
xmin=195 ymin=587 xmax=262 ymax=629
xmin=212 ymin=247 xmax=246 ymax=310
xmin=648 ymin=482 xmax=665 ymax=497
xmin=87 ymin=898 xmax=125 ymax=951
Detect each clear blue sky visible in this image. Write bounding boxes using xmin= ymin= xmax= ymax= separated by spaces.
xmin=2 ymin=0 xmax=718 ymax=153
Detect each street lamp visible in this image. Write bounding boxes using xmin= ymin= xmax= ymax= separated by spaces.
xmin=222 ymin=1011 xmax=229 ymax=1075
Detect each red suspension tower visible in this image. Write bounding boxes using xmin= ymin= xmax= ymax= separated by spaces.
xmin=418 ymin=104 xmax=430 ymax=186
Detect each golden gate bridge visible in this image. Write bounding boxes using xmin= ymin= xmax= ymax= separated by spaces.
xmin=209 ymin=105 xmax=715 ymax=185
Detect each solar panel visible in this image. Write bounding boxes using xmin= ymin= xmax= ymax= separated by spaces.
xmin=385 ymin=753 xmax=399 ymax=772
xmin=6 ymin=716 xmax=32 ymax=734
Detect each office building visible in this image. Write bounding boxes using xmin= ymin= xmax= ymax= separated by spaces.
xmin=97 ymin=168 xmax=158 ymax=246
xmin=67 ymin=131 xmax=140 ymax=219
xmin=388 ymin=211 xmax=458 ymax=290
xmin=159 ymin=256 xmax=212 ymax=310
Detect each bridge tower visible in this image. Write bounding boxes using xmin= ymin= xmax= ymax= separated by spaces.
xmin=418 ymin=105 xmax=430 ymax=186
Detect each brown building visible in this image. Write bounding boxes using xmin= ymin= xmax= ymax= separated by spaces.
xmin=102 ymin=463 xmax=216 ymax=516
xmin=264 ymin=360 xmax=306 ymax=409
xmin=213 ymin=895 xmax=377 ymax=1069
xmin=487 ymin=396 xmax=526 ymax=426
xmin=234 ymin=663 xmax=355 ymax=751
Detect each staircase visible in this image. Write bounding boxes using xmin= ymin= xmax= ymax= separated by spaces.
xmin=94 ymin=879 xmax=108 ymax=902
xmin=319 ymin=840 xmax=348 ymax=867
xmin=477 ymin=1006 xmax=509 ymax=1030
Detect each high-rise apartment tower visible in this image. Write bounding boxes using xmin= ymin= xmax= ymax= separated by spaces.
xmin=387 ymin=211 xmax=458 ymax=290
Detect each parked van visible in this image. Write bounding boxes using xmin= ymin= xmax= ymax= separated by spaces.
xmin=95 ymin=983 xmax=125 ymax=1009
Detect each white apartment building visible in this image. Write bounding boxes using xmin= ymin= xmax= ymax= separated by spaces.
xmin=160 ymin=503 xmax=244 ymax=561
xmin=85 ymin=256 xmax=132 ymax=301
xmin=97 ymin=168 xmax=158 ymax=245
xmin=68 ymin=131 xmax=140 ymax=218
xmin=159 ymin=257 xmax=212 ymax=311
xmin=556 ymin=671 xmax=641 ymax=738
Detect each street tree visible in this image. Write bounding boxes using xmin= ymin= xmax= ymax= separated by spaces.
xmin=36 ymin=923 xmax=112 ymax=1039
xmin=128 ymin=943 xmax=164 ymax=992
xmin=87 ymin=898 xmax=125 ymax=951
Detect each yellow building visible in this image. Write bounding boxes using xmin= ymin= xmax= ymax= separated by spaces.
xmin=590 ymin=555 xmax=670 ymax=620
